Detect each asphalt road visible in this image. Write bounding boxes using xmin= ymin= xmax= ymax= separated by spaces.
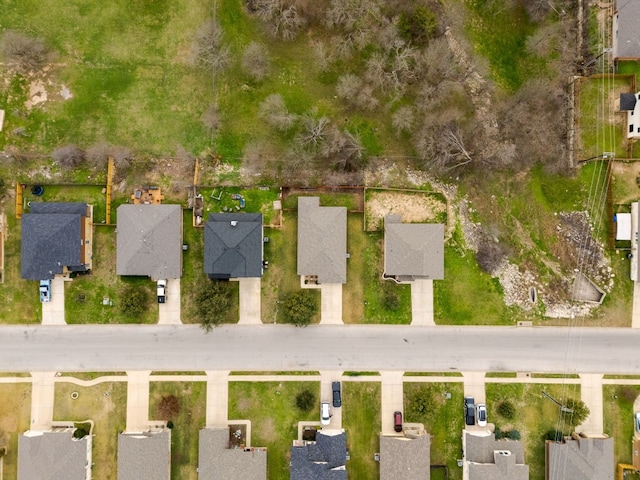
xmin=1 ymin=325 xmax=638 ymax=374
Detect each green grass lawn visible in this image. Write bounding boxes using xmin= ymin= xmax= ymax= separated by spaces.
xmin=404 ymin=382 xmax=465 ymax=480
xmin=0 ymin=382 xmax=32 ymax=479
xmin=228 ymin=381 xmax=319 ymax=480
xmin=344 ymin=214 xmax=365 ymax=323
xmin=485 ymin=382 xmax=581 ymax=480
xmin=342 ymin=382 xmax=380 ymax=480
xmin=603 ymin=384 xmax=640 ymax=467
xmin=54 ymin=381 xmax=127 ymax=480
xmin=149 ymin=381 xmax=207 ymax=480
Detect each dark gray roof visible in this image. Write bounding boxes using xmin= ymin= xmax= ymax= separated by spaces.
xmin=379 ymin=434 xmax=430 ymax=480
xmin=546 ymin=436 xmax=613 ymax=480
xmin=18 ymin=430 xmax=91 ymax=480
xmin=297 ymin=197 xmax=347 ymax=284
xmin=621 ymin=93 xmax=638 ymax=111
xmin=198 ymin=428 xmax=267 ymax=480
xmin=384 ymin=215 xmax=444 ymax=280
xmin=118 ymin=430 xmax=171 ymax=480
xmin=290 ymin=431 xmax=347 ymax=480
xmin=614 ymin=0 xmax=640 ymax=59
xmin=116 ymin=205 xmax=182 ymax=279
xmin=466 ymin=432 xmax=529 ymax=480
xmin=21 ymin=202 xmax=89 ymax=280
xmin=204 ymin=213 xmax=263 ymax=279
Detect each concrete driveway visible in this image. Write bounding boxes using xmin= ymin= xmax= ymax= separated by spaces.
xmin=30 ymin=371 xmax=56 ymax=431
xmin=158 ymin=278 xmax=181 ymax=325
xmin=320 ymin=371 xmax=342 ymax=429
xmin=125 ymin=371 xmax=151 ymax=432
xmin=579 ymin=374 xmax=603 ymax=434
xmin=410 ymin=279 xmax=434 ymax=326
xmin=41 ymin=277 xmax=65 ymax=325
xmin=381 ymin=371 xmax=404 ymax=434
xmin=206 ymin=371 xmax=230 ymax=427
xmin=320 ymin=284 xmax=343 ymax=324
xmin=238 ymin=278 xmax=261 ymax=324
xmin=462 ymin=372 xmax=486 ymax=404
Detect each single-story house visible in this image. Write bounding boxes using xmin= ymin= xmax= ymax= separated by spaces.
xmin=545 ymin=433 xmax=613 ymax=480
xmin=613 ymin=0 xmax=640 ymax=62
xmin=204 ymin=213 xmax=264 ymax=279
xmin=619 ymin=92 xmax=640 ymax=139
xmin=379 ymin=431 xmax=430 ymax=480
xmin=21 ymin=202 xmax=92 ymax=280
xmin=290 ymin=430 xmax=347 ymax=480
xmin=117 ymin=430 xmax=171 ymax=480
xmin=297 ymin=197 xmax=347 ymax=285
xmin=116 ymin=204 xmax=182 ymax=280
xmin=18 ymin=428 xmax=92 ymax=480
xmin=464 ymin=431 xmax=529 ymax=480
xmin=198 ymin=427 xmax=267 ymax=480
xmin=383 ymin=214 xmax=444 ymax=282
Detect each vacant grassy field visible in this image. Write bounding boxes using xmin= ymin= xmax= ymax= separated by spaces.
xmin=54 ymin=381 xmax=127 ymax=480
xmin=0 ymin=382 xmax=32 ymax=479
xmin=603 ymin=384 xmax=640 ymax=468
xmin=342 ymin=382 xmax=380 ymax=480
xmin=404 ymin=382 xmax=465 ymax=480
xmin=228 ymin=381 xmax=319 ymax=480
xmin=486 ymin=382 xmax=581 ymax=480
xmin=149 ymin=381 xmax=207 ymax=480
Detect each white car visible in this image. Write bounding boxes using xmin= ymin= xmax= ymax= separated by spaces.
xmin=635 ymin=412 xmax=640 ymax=433
xmin=477 ymin=404 xmax=487 ymax=427
xmin=157 ymin=279 xmax=167 ymax=304
xmin=321 ymin=402 xmax=331 ymax=425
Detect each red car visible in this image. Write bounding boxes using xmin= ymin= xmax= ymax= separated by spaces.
xmin=394 ymin=411 xmax=403 ymax=432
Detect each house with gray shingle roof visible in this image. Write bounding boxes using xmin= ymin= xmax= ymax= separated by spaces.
xmin=297 ymin=197 xmax=347 ymax=284
xmin=383 ymin=214 xmax=444 ymax=282
xmin=204 ymin=213 xmax=263 ymax=279
xmin=118 ymin=430 xmax=171 ymax=480
xmin=198 ymin=427 xmax=267 ymax=480
xmin=613 ymin=0 xmax=640 ymax=61
xmin=545 ymin=433 xmax=613 ymax=480
xmin=18 ymin=428 xmax=92 ymax=480
xmin=464 ymin=431 xmax=529 ymax=480
xmin=379 ymin=432 xmax=430 ymax=480
xmin=116 ymin=204 xmax=182 ymax=280
xmin=290 ymin=430 xmax=347 ymax=480
xmin=619 ymin=92 xmax=640 ymax=139
xmin=21 ymin=202 xmax=92 ymax=280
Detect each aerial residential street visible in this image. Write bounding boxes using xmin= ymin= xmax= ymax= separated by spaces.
xmin=0 ymin=324 xmax=637 ymax=374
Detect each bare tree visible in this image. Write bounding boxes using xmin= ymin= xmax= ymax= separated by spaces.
xmin=413 ymin=122 xmax=474 ymax=174
xmin=391 ymin=106 xmax=415 ymax=135
xmin=201 ymin=102 xmax=221 ymax=131
xmin=111 ymin=146 xmax=133 ymax=169
xmin=299 ymin=114 xmax=330 ymax=149
xmin=52 ymin=144 xmax=85 ymax=168
xmin=416 ymin=37 xmax=459 ymax=86
xmin=191 ymin=19 xmax=231 ymax=71
xmin=259 ymin=94 xmax=298 ymax=131
xmin=242 ymin=42 xmax=272 ymax=81
xmin=0 ymin=31 xmax=50 ymax=74
xmin=320 ymin=128 xmax=364 ymax=172
xmin=336 ymin=74 xmax=378 ymax=110
xmin=86 ymin=143 xmax=112 ymax=169
xmin=249 ymin=0 xmax=305 ymax=41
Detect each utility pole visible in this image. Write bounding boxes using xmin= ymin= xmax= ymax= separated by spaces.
xmin=541 ymin=390 xmax=574 ymax=414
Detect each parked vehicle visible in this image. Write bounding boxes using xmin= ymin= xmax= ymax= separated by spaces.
xmin=464 ymin=396 xmax=476 ymax=426
xmin=332 ymin=381 xmax=342 ymax=407
xmin=157 ymin=279 xmax=167 ymax=304
xmin=635 ymin=412 xmax=640 ymax=433
xmin=321 ymin=402 xmax=331 ymax=425
xmin=477 ymin=404 xmax=487 ymax=427
xmin=394 ymin=411 xmax=403 ymax=432
xmin=39 ymin=279 xmax=51 ymax=303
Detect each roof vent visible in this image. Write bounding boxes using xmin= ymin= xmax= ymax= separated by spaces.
xmin=231 ymin=221 xmax=238 ymax=227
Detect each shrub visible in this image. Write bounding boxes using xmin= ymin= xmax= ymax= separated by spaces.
xmin=296 ymin=389 xmax=315 ymax=412
xmin=505 ymin=429 xmax=521 ymax=440
xmin=283 ymin=290 xmax=318 ymax=327
xmin=381 ymin=285 xmax=400 ymax=311
xmin=119 ymin=285 xmax=148 ymax=318
xmin=398 ymin=7 xmax=438 ymax=45
xmin=0 ymin=30 xmax=50 ymax=73
xmin=494 ymin=425 xmax=503 ymax=439
xmin=73 ymin=428 xmax=88 ymax=439
xmin=157 ymin=395 xmax=180 ymax=420
xmin=497 ymin=400 xmax=516 ymax=419
xmin=407 ymin=388 xmax=432 ymax=420
xmin=52 ymin=144 xmax=85 ymax=168
xmin=544 ymin=429 xmax=565 ymax=442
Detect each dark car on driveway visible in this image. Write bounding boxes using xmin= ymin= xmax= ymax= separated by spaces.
xmin=464 ymin=396 xmax=475 ymax=426
xmin=394 ymin=411 xmax=403 ymax=432
xmin=332 ymin=381 xmax=341 ymax=407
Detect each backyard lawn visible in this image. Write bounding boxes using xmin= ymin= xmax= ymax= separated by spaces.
xmin=603 ymin=384 xmax=640 ymax=468
xmin=0 ymin=382 xmax=31 ymax=480
xmin=54 ymin=381 xmax=127 ymax=480
xmin=149 ymin=381 xmax=207 ymax=480
xmin=228 ymin=381 xmax=319 ymax=480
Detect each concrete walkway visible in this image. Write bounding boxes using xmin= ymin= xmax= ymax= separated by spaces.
xmin=320 ymin=370 xmax=342 ymax=429
xmin=41 ymin=277 xmax=66 ymax=325
xmin=238 ymin=278 xmax=262 ymax=324
xmin=579 ymin=373 xmax=603 ymax=434
xmin=158 ymin=278 xmax=181 ymax=325
xmin=29 ymin=371 xmax=56 ymax=431
xmin=380 ymin=371 xmax=404 ymax=435
xmin=410 ymin=279 xmax=435 ymax=326
xmin=462 ymin=371 xmax=486 ymax=403
xmin=320 ymin=284 xmax=343 ymax=324
xmin=206 ymin=371 xmax=230 ymax=428
xmin=125 ymin=371 xmax=151 ymax=432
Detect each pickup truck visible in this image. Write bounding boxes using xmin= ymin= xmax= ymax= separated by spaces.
xmin=157 ymin=279 xmax=167 ymax=304
xmin=39 ymin=279 xmax=51 ymax=303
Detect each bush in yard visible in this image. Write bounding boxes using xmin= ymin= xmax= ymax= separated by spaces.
xmin=497 ymin=400 xmax=516 ymax=420
xmin=196 ymin=280 xmax=233 ymax=332
xmin=381 ymin=285 xmax=400 ymax=311
xmin=505 ymin=429 xmax=521 ymax=440
xmin=0 ymin=30 xmax=51 ymax=73
xmin=52 ymin=144 xmax=86 ymax=168
xmin=407 ymin=388 xmax=433 ymax=420
xmin=283 ymin=290 xmax=318 ymax=327
xmin=564 ymin=398 xmax=590 ymax=426
xmin=494 ymin=425 xmax=503 ymax=439
xmin=119 ymin=285 xmax=148 ymax=318
xmin=544 ymin=429 xmax=565 ymax=442
xmin=73 ymin=427 xmax=88 ymax=439
xmin=157 ymin=394 xmax=180 ymax=420
xmin=295 ymin=389 xmax=315 ymax=412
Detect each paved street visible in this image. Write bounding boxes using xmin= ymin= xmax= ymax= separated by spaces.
xmin=2 ymin=325 xmax=640 ymax=374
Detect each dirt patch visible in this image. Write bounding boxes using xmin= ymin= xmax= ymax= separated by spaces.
xmin=236 ymin=396 xmax=253 ymax=413
xmin=258 ymin=417 xmax=277 ymax=443
xmin=365 ymin=191 xmax=447 ymax=231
